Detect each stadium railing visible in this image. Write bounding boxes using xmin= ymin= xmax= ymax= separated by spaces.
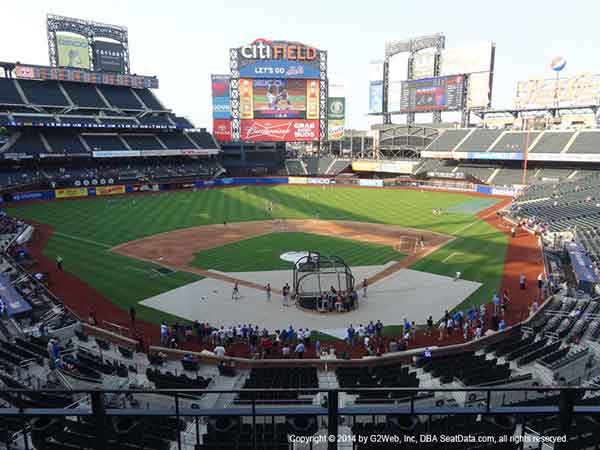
xmin=0 ymin=386 xmax=597 ymax=450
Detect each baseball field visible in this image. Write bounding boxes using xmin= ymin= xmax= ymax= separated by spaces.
xmin=8 ymin=185 xmax=508 ymax=327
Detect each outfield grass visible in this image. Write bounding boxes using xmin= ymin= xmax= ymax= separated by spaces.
xmin=191 ymin=231 xmax=405 ymax=272
xmin=44 ymin=233 xmax=201 ymax=324
xmin=9 ymin=186 xmax=505 ymax=324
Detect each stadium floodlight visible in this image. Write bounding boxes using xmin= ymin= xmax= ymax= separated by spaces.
xmin=385 ymin=34 xmax=445 ymax=58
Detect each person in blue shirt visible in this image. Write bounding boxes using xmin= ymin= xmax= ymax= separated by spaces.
xmin=347 ymin=324 xmax=355 ymax=346
xmin=295 ymin=342 xmax=305 ymax=358
xmin=51 ymin=339 xmax=61 ymax=360
xmin=492 ymin=293 xmax=501 ymax=316
xmin=468 ymin=306 xmax=477 ymax=323
xmin=367 ymin=321 xmax=375 ymax=336
xmin=403 ymin=318 xmax=411 ymax=334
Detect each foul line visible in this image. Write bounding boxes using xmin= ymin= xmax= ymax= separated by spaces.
xmin=441 ymin=252 xmax=462 ymax=264
xmin=452 ymin=209 xmax=499 ymax=235
xmin=53 ymin=232 xmax=112 ymax=249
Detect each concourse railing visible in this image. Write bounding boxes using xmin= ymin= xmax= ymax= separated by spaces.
xmin=0 ymin=386 xmax=599 ymax=450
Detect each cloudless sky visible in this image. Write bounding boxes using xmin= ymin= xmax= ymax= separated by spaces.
xmin=2 ymin=0 xmax=598 ymax=129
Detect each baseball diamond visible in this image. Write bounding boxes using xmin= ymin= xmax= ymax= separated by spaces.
xmin=9 ymin=185 xmax=508 ymax=328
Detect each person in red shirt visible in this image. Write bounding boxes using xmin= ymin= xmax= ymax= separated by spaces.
xmin=261 ymin=336 xmax=272 ymax=358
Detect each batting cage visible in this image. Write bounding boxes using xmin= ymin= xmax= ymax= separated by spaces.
xmin=293 ymin=252 xmax=355 ymax=310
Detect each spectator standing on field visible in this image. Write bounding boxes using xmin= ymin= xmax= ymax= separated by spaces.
xmin=519 ymin=273 xmax=527 ymax=290
xmin=265 ymin=283 xmax=271 ymax=301
xmin=232 ymin=282 xmax=240 ymax=300
xmin=375 ymin=320 xmax=383 ymax=337
xmin=362 ymin=278 xmax=368 ymax=298
xmin=160 ymin=322 xmax=169 ymax=346
xmin=56 ymin=255 xmax=63 ymax=271
xmin=347 ymin=324 xmax=355 ymax=347
xmin=129 ymin=306 xmax=136 ymax=327
xmin=492 ymin=293 xmax=501 ymax=316
xmin=283 ymin=283 xmax=291 ymax=306
xmin=537 ymin=272 xmax=545 ymax=298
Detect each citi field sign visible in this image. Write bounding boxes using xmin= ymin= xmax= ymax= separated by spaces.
xmin=240 ymin=39 xmax=318 ymax=61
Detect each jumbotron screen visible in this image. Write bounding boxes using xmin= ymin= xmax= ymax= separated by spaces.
xmin=400 ymin=75 xmax=465 ymax=112
xmin=253 ymin=79 xmax=306 ymax=119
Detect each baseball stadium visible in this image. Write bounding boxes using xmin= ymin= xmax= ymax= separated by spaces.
xmin=0 ymin=5 xmax=600 ymax=450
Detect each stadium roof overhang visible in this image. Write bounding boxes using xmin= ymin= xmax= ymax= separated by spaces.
xmin=473 ymin=104 xmax=599 ymax=119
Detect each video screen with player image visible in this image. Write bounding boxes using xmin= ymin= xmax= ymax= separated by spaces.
xmin=253 ymin=79 xmax=306 ymax=119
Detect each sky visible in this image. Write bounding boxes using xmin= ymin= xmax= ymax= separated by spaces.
xmin=2 ymin=0 xmax=599 ymax=130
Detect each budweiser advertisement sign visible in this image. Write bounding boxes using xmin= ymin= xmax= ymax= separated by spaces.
xmin=240 ymin=119 xmax=319 ymax=142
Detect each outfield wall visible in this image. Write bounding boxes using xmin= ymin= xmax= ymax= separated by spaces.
xmin=2 ymin=176 xmax=518 ymax=204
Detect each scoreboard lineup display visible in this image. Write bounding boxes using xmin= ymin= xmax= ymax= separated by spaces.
xmin=400 ymin=75 xmax=466 ymax=112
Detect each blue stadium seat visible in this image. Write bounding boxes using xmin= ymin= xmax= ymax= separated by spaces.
xmin=60 ymin=81 xmax=108 ymax=109
xmin=82 ymin=134 xmax=126 ymax=151
xmin=0 ymin=78 xmax=25 ymax=105
xmin=17 ymin=79 xmax=69 ymax=107
xmin=156 ymin=132 xmax=196 ymax=149
xmin=136 ymin=88 xmax=164 ymax=110
xmin=8 ymin=130 xmax=47 ymax=155
xmin=122 ymin=134 xmax=164 ymax=150
xmin=187 ymin=131 xmax=217 ymax=149
xmin=138 ymin=115 xmax=173 ymax=128
xmin=170 ymin=116 xmax=194 ymax=128
xmin=43 ymin=131 xmax=89 ymax=155
xmin=98 ymin=85 xmax=143 ymax=110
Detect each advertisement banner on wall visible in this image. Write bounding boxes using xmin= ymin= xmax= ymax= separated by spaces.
xmin=327 ymin=119 xmax=345 ymax=140
xmin=490 ymin=186 xmax=518 ymax=196
xmin=305 ymin=80 xmax=320 ymax=120
xmin=352 ymin=161 xmax=379 ymax=172
xmin=240 ymin=119 xmax=319 ymax=142
xmin=327 ymin=97 xmax=345 ymax=120
xmin=55 ymin=187 xmax=88 ymax=199
xmin=12 ymin=191 xmax=55 ymax=202
xmin=369 ymin=81 xmax=383 ymax=114
xmin=213 ymin=119 xmax=232 ymax=142
xmin=466 ymin=152 xmax=525 ymax=161
xmin=239 ymin=60 xmax=320 ymax=79
xmin=240 ymin=79 xmax=254 ymax=119
xmin=56 ymin=33 xmax=90 ymax=69
xmin=92 ymin=150 xmax=141 ymax=158
xmin=307 ymin=178 xmax=331 ymax=185
xmin=93 ymin=41 xmax=125 ymax=73
xmin=352 ymin=160 xmax=418 ymax=174
xmin=288 ymin=176 xmax=308 ymax=184
xmin=211 ymin=74 xmax=231 ymax=119
xmin=359 ymin=179 xmax=384 ymax=187
xmin=95 ymin=185 xmax=125 ymax=196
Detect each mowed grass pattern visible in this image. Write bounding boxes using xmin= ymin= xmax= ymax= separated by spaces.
xmin=9 ymin=186 xmax=506 ymax=323
xmin=191 ymin=232 xmax=405 ymax=272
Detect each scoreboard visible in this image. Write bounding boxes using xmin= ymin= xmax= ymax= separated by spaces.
xmin=400 ymin=75 xmax=465 ymax=112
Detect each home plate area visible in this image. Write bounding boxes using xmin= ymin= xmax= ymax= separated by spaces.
xmin=140 ymin=268 xmax=481 ymax=333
